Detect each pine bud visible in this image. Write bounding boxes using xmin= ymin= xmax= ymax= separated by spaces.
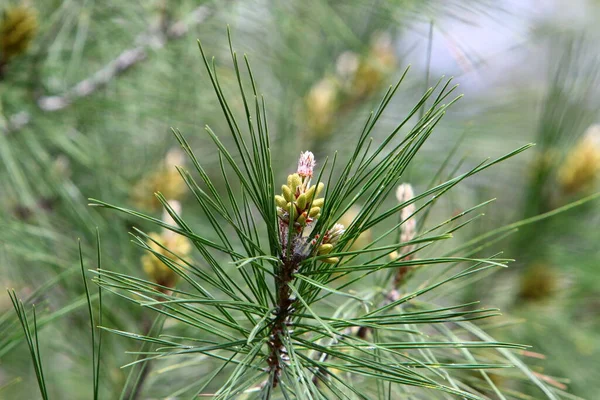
xmin=315 ymin=182 xmax=325 ymax=197
xmin=317 ymin=244 xmax=333 ymax=255
xmin=396 ymin=183 xmax=416 ymax=243
xmin=287 ymin=173 xmax=302 ymax=192
xmin=304 ymin=185 xmax=316 ymax=202
xmin=327 ymin=223 xmax=345 ymax=243
xmin=297 ymin=151 xmax=316 ymax=178
xmin=311 ymin=198 xmax=324 ymax=208
xmin=390 ymin=183 xmax=417 ymax=285
xmin=396 ymin=183 xmax=415 ymax=206
xmin=282 ymin=185 xmax=293 ymax=202
xmin=296 ymin=193 xmax=307 ymax=210
xmin=308 ymin=207 xmax=320 ymax=217
xmin=275 ymin=195 xmax=287 ymax=208
xmin=297 ymin=214 xmax=307 ymax=226
xmin=276 ymin=152 xmax=325 ymax=235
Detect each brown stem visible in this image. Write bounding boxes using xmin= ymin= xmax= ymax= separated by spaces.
xmin=267 ymin=249 xmax=300 ymax=387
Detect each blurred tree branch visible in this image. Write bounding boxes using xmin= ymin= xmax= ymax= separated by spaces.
xmin=2 ymin=3 xmax=218 ymax=135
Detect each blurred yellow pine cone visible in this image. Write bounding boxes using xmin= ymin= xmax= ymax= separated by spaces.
xmin=348 ymin=33 xmax=396 ymax=100
xmin=370 ymin=33 xmax=396 ymax=71
xmin=304 ymin=77 xmax=339 ymax=137
xmin=141 ymin=231 xmax=191 ymax=291
xmin=519 ymin=263 xmax=558 ymax=302
xmin=557 ymin=124 xmax=600 ymax=194
xmin=302 ymin=33 xmax=395 ymax=139
xmin=142 ymin=201 xmax=191 ymax=292
xmin=352 ymin=62 xmax=382 ymax=99
xmin=131 ymin=148 xmax=187 ymax=211
xmin=1 ymin=5 xmax=38 ymax=61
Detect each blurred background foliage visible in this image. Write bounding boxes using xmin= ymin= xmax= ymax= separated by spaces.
xmin=1 ymin=0 xmax=599 ymax=398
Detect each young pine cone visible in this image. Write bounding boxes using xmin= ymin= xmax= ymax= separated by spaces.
xmin=1 ymin=5 xmax=38 ymax=61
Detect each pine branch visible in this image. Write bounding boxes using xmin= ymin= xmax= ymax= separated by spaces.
xmin=37 ymin=4 xmax=214 ymax=112
xmin=1 ymin=3 xmax=221 ymax=135
xmin=266 ymin=250 xmax=299 ymax=388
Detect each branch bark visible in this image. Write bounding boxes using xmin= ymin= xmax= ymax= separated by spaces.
xmin=267 ymin=232 xmax=303 ymax=387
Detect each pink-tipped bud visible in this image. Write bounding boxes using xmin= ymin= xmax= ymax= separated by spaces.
xmin=297 ymin=151 xmax=316 ymax=178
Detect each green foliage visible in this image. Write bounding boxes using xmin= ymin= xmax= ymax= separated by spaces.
xmin=2 ymin=1 xmax=599 ymax=399
xmin=70 ymin=34 xmax=574 ymax=399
